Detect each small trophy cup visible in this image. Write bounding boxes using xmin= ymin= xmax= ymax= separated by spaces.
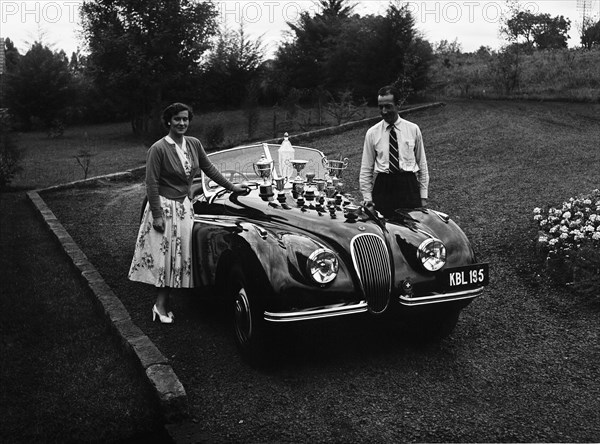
xmin=274 ymin=176 xmax=288 ymax=205
xmin=288 ymin=159 xmax=308 ymax=200
xmin=314 ymin=179 xmax=327 ymax=203
xmin=323 ymin=157 xmax=349 ymax=195
xmin=343 ymin=204 xmax=361 ymax=222
xmin=289 ymin=159 xmax=308 ymax=182
xmin=253 ymin=155 xmax=274 ymax=200
xmin=322 ymin=157 xmax=349 ymax=180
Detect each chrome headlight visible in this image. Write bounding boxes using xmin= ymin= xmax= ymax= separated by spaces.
xmin=417 ymin=238 xmax=446 ymax=271
xmin=306 ymin=248 xmax=339 ymax=284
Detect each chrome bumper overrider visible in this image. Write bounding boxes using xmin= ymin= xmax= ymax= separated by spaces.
xmin=263 ymin=287 xmax=484 ymax=322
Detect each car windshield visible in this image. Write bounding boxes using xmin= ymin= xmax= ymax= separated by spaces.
xmin=202 ymin=143 xmax=327 ymax=195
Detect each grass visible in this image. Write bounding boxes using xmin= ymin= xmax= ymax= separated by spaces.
xmin=430 ymin=47 xmax=600 ymax=102
xmin=37 ymin=99 xmax=600 ymax=441
xmin=8 ymin=107 xmax=364 ymax=190
xmin=0 ymin=193 xmax=169 ymax=443
xmin=4 ymin=99 xmax=600 ymax=441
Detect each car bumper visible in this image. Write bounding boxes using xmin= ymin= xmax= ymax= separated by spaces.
xmin=398 ymin=287 xmax=485 ymax=306
xmin=264 ymin=287 xmax=484 ymax=322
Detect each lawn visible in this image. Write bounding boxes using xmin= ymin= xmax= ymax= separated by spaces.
xmin=36 ymin=99 xmax=600 ymax=441
xmin=9 ymin=106 xmax=370 ymax=190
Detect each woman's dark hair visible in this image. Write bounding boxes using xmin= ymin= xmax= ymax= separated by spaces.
xmin=377 ymin=85 xmax=401 ymax=104
xmin=162 ymin=102 xmax=194 ymax=128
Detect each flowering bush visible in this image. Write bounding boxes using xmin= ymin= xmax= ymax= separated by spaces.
xmin=533 ymin=189 xmax=600 ymax=297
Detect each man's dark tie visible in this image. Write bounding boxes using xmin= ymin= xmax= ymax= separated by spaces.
xmin=388 ymin=124 xmax=400 ymax=174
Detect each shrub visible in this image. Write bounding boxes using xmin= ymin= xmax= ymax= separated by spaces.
xmin=0 ymin=109 xmax=23 ymax=190
xmin=203 ymin=122 xmax=225 ymax=150
xmin=534 ymin=189 xmax=600 ymax=297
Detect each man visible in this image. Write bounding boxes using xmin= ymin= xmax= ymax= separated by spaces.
xmin=359 ymin=85 xmax=429 ymax=218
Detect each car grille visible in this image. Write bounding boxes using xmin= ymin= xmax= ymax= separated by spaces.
xmin=350 ymin=233 xmax=392 ymax=314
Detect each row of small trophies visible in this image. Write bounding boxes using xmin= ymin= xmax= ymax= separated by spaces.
xmin=253 ymin=155 xmax=360 ymax=219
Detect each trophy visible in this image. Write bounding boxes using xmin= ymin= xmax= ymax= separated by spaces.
xmin=343 ymin=204 xmax=361 ymax=222
xmin=323 ymin=157 xmax=349 ymax=195
xmin=322 ymin=157 xmax=349 ymax=180
xmin=273 ymin=176 xmax=288 ymax=204
xmin=288 ymin=159 xmax=308 ymax=199
xmin=304 ymin=171 xmax=317 ymax=202
xmin=253 ymin=155 xmax=274 ymax=200
xmin=314 ymin=179 xmax=327 ymax=203
xmin=289 ymin=159 xmax=308 ymax=182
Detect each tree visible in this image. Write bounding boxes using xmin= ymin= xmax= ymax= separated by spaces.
xmin=80 ymin=0 xmax=219 ymax=140
xmin=531 ymin=14 xmax=571 ymax=49
xmin=434 ymin=38 xmax=462 ymax=55
xmin=201 ymin=23 xmax=265 ymax=108
xmin=3 ymin=38 xmax=20 ymax=73
xmin=276 ymin=1 xmax=351 ymax=91
xmin=275 ymin=1 xmax=431 ymax=103
xmin=318 ymin=0 xmax=356 ymax=18
xmin=6 ymin=42 xmax=73 ymax=130
xmin=581 ymin=18 xmax=600 ymax=49
xmin=501 ymin=8 xmax=570 ymax=50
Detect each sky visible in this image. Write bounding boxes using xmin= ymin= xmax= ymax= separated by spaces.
xmin=1 ymin=1 xmax=598 ymax=57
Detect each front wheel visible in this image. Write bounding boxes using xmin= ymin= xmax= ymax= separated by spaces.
xmin=226 ymin=265 xmax=271 ymax=365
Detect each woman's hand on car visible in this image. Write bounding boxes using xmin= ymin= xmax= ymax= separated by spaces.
xmin=231 ymin=184 xmax=250 ymax=194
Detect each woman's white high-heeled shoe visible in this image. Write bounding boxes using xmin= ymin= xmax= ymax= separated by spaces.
xmin=152 ymin=305 xmax=174 ymax=324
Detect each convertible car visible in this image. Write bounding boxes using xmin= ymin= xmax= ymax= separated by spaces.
xmin=187 ymin=141 xmax=488 ymax=362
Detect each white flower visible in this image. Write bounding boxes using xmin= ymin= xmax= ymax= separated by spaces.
xmin=593 ymin=232 xmax=600 ymax=241
xmin=533 ymin=207 xmax=541 ymax=214
xmin=560 ymin=233 xmax=569 ymax=240
xmin=585 ymin=225 xmax=595 ymax=233
xmin=563 ymin=211 xmax=572 ymax=220
xmin=549 ymin=238 xmax=559 ymax=246
xmin=534 ymin=214 xmax=542 ymax=221
xmin=583 ymin=199 xmax=592 ymax=205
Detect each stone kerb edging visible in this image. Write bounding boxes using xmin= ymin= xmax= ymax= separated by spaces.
xmin=25 ymin=101 xmax=444 ymax=425
xmin=26 ymin=187 xmax=188 ymax=423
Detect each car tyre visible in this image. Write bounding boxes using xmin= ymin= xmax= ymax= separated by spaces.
xmin=226 ymin=264 xmax=272 ymax=366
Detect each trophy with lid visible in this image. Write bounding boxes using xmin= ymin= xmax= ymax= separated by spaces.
xmin=253 ymin=155 xmax=274 ymax=201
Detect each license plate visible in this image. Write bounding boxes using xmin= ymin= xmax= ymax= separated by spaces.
xmin=441 ymin=263 xmax=489 ymax=290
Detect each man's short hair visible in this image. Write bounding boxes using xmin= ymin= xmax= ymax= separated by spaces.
xmin=377 ymin=85 xmax=401 ymax=104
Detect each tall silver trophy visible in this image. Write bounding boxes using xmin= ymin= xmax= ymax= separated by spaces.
xmin=253 ymin=155 xmax=274 ymax=200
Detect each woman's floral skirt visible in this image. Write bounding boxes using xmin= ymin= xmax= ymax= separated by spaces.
xmin=128 ymin=196 xmax=194 ymax=288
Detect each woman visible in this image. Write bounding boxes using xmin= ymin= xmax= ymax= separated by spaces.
xmin=129 ymin=102 xmax=247 ymax=323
